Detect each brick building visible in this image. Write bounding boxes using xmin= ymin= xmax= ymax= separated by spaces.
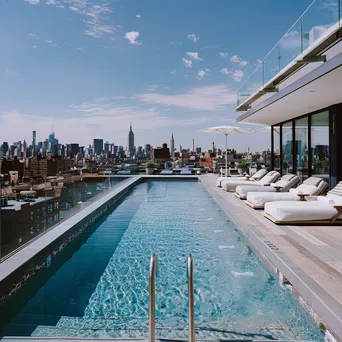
xmin=151 ymin=143 xmax=171 ymax=166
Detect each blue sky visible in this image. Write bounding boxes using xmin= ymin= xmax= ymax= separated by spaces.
xmin=0 ymin=0 xmax=315 ymax=152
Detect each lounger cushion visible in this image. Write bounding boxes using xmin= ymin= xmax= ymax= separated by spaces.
xmin=328 ymin=181 xmax=342 ymax=196
xmin=236 ymin=185 xmax=276 ymax=197
xmin=318 ymin=194 xmax=342 ymax=205
xmin=265 ymin=201 xmax=337 ymax=222
xmin=289 ymin=184 xmax=318 ymax=195
xmin=217 ymin=176 xmax=246 ymax=187
xmin=247 ymin=192 xmax=300 ymax=207
xmin=303 ymin=177 xmax=323 ymax=187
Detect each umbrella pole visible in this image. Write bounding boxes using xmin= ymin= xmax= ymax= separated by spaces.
xmin=225 ymin=134 xmax=229 ymax=177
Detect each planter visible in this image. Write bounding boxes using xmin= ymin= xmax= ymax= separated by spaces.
xmin=146 ymin=168 xmax=155 ymax=175
xmin=238 ymin=168 xmax=247 ymax=175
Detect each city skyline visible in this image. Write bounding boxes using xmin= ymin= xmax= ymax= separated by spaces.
xmin=0 ymin=0 xmax=314 ymax=150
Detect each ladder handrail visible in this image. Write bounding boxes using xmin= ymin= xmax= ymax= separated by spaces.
xmin=188 ymin=253 xmax=195 ymax=342
xmin=149 ymin=253 xmax=157 ymax=342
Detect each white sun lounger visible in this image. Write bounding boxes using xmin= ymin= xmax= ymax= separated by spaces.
xmin=160 ymin=170 xmax=173 ymax=175
xmin=222 ymin=171 xmax=280 ymax=192
xmin=264 ymin=184 xmax=342 ymax=225
xmin=216 ymin=168 xmax=267 ymax=187
xmin=246 ymin=177 xmax=328 ymax=209
xmin=116 ymin=170 xmax=131 ymax=175
xmin=235 ymin=174 xmax=300 ymax=199
xmin=180 ymin=169 xmax=192 ymax=175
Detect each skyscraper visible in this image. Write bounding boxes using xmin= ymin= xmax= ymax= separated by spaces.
xmin=128 ymin=123 xmax=135 ymax=157
xmin=32 ymin=131 xmax=36 ymax=147
xmin=170 ymin=133 xmax=174 ymax=157
xmin=93 ymin=139 xmax=104 ymax=155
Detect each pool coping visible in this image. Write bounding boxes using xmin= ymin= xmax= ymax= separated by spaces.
xmin=199 ymin=175 xmax=342 ymax=342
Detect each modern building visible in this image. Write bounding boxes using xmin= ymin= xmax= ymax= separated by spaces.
xmin=66 ymin=144 xmax=79 ymax=158
xmin=32 ymin=131 xmax=36 ymax=147
xmin=128 ymin=123 xmax=135 ymax=157
xmin=236 ymin=3 xmax=342 ymax=187
xmin=170 ymin=133 xmax=174 ymax=157
xmin=151 ymin=143 xmax=170 ymax=166
xmin=93 ymin=139 xmax=103 ymax=155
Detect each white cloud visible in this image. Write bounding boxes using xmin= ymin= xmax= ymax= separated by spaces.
xmin=170 ymin=69 xmax=176 ymax=75
xmin=24 ymin=0 xmax=40 ymax=4
xmin=231 ymin=55 xmax=248 ymax=67
xmin=0 ymin=108 xmax=218 ymax=146
xmin=220 ymin=68 xmax=231 ymax=75
xmin=44 ymin=40 xmax=53 ymax=44
xmin=219 ymin=52 xmax=228 ymax=58
xmin=29 ymin=33 xmax=39 ymax=39
xmin=134 ymin=84 xmax=236 ymax=111
xmin=124 ymin=31 xmax=142 ymax=45
xmin=77 ymin=47 xmax=85 ymax=51
xmin=187 ymin=34 xmax=199 ymax=43
xmin=43 ymin=1 xmax=116 ymax=38
xmin=147 ymin=84 xmax=161 ymax=92
xmin=182 ymin=58 xmax=192 ymax=68
xmin=232 ymin=70 xmax=244 ymax=82
xmin=230 ymin=55 xmax=240 ymax=63
xmin=196 ymin=70 xmax=207 ymax=80
xmin=32 ymin=45 xmax=38 ymax=49
xmin=186 ymin=52 xmax=203 ymax=61
xmin=136 ymin=14 xmax=141 ymax=18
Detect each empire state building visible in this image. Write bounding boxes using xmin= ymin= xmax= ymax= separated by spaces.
xmin=128 ymin=123 xmax=135 ymax=157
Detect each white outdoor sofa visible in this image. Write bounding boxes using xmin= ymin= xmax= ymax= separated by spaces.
xmin=246 ymin=176 xmax=328 ymax=209
xmin=263 ymin=182 xmax=342 ymax=225
xmin=235 ymin=174 xmax=300 ymax=200
xmin=222 ymin=171 xmax=280 ymax=192
xmin=216 ymin=168 xmax=267 ymax=187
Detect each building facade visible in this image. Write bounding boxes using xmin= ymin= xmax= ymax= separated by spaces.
xmin=93 ymin=139 xmax=103 ymax=155
xmin=236 ymin=4 xmax=342 ymax=188
xmin=128 ymin=123 xmax=135 ymax=157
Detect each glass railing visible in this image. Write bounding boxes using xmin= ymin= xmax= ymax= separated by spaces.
xmin=0 ymin=176 xmax=127 ymax=260
xmin=237 ymin=0 xmax=341 ymax=107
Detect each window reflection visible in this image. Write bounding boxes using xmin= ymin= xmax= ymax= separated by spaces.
xmin=273 ymin=126 xmax=281 ymax=172
xmin=312 ymin=111 xmax=329 ymax=181
xmin=295 ymin=117 xmax=309 ymax=181
xmin=282 ymin=122 xmax=293 ymax=174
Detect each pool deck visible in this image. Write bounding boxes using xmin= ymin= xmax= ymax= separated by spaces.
xmin=200 ymin=174 xmax=342 ymax=341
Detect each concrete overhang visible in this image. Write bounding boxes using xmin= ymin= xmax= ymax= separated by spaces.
xmin=237 ymin=52 xmax=342 ymax=126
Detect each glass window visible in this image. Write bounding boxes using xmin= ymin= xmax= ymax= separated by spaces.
xmin=295 ymin=117 xmax=309 ymax=181
xmin=282 ymin=122 xmax=293 ymax=174
xmin=311 ymin=111 xmax=329 ymax=181
xmin=273 ymin=126 xmax=281 ymax=172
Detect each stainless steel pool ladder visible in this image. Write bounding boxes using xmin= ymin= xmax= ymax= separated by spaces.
xmin=149 ymin=253 xmax=195 ymax=342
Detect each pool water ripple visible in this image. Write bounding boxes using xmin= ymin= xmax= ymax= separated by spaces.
xmin=1 ymin=182 xmax=324 ymax=341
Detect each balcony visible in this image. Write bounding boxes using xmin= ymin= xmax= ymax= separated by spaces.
xmin=236 ymin=0 xmax=342 ymax=112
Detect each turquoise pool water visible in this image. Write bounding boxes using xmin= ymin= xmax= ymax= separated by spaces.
xmin=0 ymin=181 xmax=323 ymax=340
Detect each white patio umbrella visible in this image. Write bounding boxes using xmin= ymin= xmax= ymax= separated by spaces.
xmin=254 ymin=126 xmax=280 ymax=134
xmin=200 ymin=125 xmax=253 ymax=176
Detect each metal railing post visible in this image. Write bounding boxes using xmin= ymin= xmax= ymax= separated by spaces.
xmin=188 ymin=253 xmax=195 ymax=342
xmin=149 ymin=253 xmax=157 ymax=342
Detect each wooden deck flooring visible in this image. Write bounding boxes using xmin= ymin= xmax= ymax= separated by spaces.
xmin=200 ymin=174 xmax=342 ymax=341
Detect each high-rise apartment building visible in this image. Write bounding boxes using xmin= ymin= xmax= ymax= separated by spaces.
xmin=93 ymin=139 xmax=103 ymax=155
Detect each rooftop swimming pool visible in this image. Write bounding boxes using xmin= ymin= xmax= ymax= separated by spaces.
xmin=0 ymin=181 xmax=323 ymax=340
